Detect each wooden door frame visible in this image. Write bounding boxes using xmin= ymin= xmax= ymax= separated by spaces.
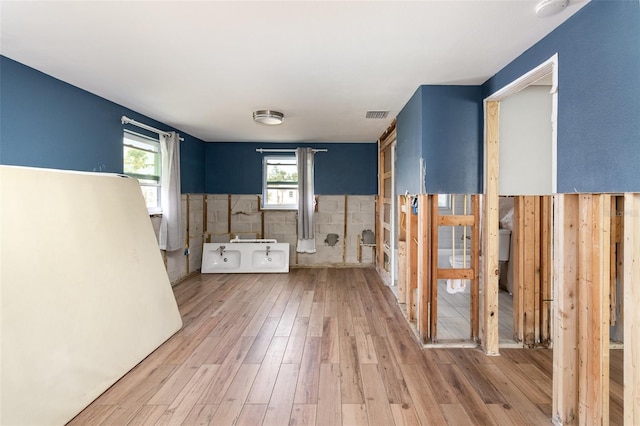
xmin=482 ymin=54 xmax=559 ymax=355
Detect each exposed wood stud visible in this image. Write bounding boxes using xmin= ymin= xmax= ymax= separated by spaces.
xmin=203 ymin=194 xmax=209 ymax=243
xmin=540 ymin=196 xmax=552 ymax=344
xmin=343 ymin=195 xmax=348 ymax=264
xmin=553 ymin=194 xmax=611 ymax=425
xmin=553 ymin=194 xmax=579 ymax=425
xmin=624 ymin=193 xmax=640 ymax=425
xmin=482 ymin=101 xmax=500 ymax=356
xmin=471 ymin=195 xmax=480 ymax=341
xmin=259 ymin=195 xmax=265 ymax=239
xmin=185 ymin=194 xmax=191 ymax=274
xmin=407 ymin=197 xmax=418 ymax=322
xmin=397 ymin=195 xmax=407 ymax=304
xmin=513 ymin=196 xmax=524 ymax=342
xmin=227 ymin=194 xmax=232 ymax=234
xmin=523 ymin=196 xmax=535 ymax=345
xmin=417 ymin=194 xmax=430 ymax=343
xmin=429 ymin=195 xmax=439 ymax=342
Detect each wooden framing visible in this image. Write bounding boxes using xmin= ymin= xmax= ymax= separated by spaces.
xmin=397 ymin=195 xmax=407 ymax=304
xmin=406 ymin=196 xmax=418 ymax=321
xmin=395 ymin=194 xmax=481 ymax=344
xmin=624 ymin=193 xmax=640 ymax=424
xmin=482 ymin=100 xmax=500 ymax=355
xmin=512 ymin=196 xmax=552 ymax=347
xmin=416 ymin=194 xmax=430 ymax=343
xmin=552 ymin=194 xmax=611 ymax=426
xmin=376 ymin=125 xmax=396 ymax=282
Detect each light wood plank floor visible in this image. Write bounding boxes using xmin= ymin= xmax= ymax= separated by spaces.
xmin=68 ymin=267 xmax=620 ymax=425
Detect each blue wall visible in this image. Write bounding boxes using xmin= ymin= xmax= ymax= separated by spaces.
xmin=396 ymin=87 xmax=424 ymax=195
xmin=396 ymin=85 xmax=482 ymax=195
xmin=422 ymin=86 xmax=482 ymax=194
xmin=205 ymin=142 xmax=377 ymax=195
xmin=0 ymin=56 xmax=206 ymax=193
xmin=482 ymin=0 xmax=640 ymax=193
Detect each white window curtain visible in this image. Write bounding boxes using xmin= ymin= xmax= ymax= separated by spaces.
xmin=159 ymin=132 xmax=184 ymax=251
xmin=296 ymin=147 xmax=316 ymax=253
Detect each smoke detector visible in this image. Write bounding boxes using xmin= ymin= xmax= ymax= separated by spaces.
xmin=536 ymin=0 xmax=568 ymax=17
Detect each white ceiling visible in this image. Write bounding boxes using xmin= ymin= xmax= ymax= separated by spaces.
xmin=0 ymin=0 xmax=588 ymax=143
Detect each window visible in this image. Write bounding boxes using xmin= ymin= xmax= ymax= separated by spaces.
xmin=123 ymin=131 xmax=162 ymax=213
xmin=262 ymin=156 xmax=298 ymax=210
xmin=437 ymin=194 xmax=451 ymax=209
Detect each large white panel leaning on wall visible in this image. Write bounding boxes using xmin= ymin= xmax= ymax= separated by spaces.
xmin=0 ymin=166 xmax=183 ymax=426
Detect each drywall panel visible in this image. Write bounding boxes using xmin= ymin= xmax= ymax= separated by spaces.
xmin=396 ymin=87 xmax=424 ymax=195
xmin=0 ymin=166 xmax=183 ymax=425
xmin=499 ymin=85 xmax=553 ymax=195
xmin=421 ymin=85 xmax=482 ymax=194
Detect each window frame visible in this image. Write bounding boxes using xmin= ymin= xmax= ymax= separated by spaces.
xmin=262 ymin=155 xmax=298 ymax=211
xmin=123 ymin=130 xmax=162 ymax=214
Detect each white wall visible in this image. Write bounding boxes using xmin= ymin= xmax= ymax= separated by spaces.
xmin=499 ymin=85 xmax=553 ymax=195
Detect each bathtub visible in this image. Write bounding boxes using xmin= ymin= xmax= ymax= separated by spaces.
xmin=201 ymin=238 xmax=290 ymax=273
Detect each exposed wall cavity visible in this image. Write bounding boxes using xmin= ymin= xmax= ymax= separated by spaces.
xmin=154 ymin=194 xmax=377 ymax=283
xmin=324 ymin=233 xmax=340 ymax=246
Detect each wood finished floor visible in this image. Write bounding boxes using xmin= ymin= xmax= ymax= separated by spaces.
xmin=68 ymin=268 xmax=620 ymax=425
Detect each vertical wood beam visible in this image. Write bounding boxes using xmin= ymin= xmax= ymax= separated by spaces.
xmin=471 ymin=195 xmax=480 ymax=341
xmin=417 ymin=194 xmax=430 ymax=343
xmin=513 ymin=196 xmax=524 ymax=342
xmin=624 ymin=193 xmax=640 ymax=425
xmin=533 ymin=196 xmax=542 ymax=344
xmin=185 ymin=194 xmax=191 ymax=274
xmin=577 ymin=194 xmax=610 ymax=425
xmin=397 ymin=196 xmax=407 ymax=304
xmin=482 ymin=100 xmax=500 ymax=355
xmin=553 ymin=194 xmax=611 ymax=426
xmin=540 ymin=196 xmax=552 ymax=344
xmin=406 ymin=196 xmax=417 ymax=321
xmin=523 ymin=196 xmax=536 ymax=346
xmin=203 ymin=194 xmax=209 ymax=243
xmin=227 ymin=194 xmax=232 ymax=234
xmin=377 ymin=146 xmax=384 ymax=272
xmin=553 ymin=194 xmax=579 ymax=425
xmin=430 ymin=194 xmax=440 ymax=342
xmin=343 ymin=195 xmax=348 ymax=264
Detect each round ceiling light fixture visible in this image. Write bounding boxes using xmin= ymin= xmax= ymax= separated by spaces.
xmin=253 ymin=110 xmax=284 ymax=125
xmin=535 ymin=0 xmax=568 ymax=17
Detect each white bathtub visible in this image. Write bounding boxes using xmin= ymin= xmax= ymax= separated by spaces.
xmin=201 ymin=239 xmax=290 ymax=273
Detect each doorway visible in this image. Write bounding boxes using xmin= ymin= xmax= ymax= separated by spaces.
xmin=482 ymin=54 xmax=558 ymax=354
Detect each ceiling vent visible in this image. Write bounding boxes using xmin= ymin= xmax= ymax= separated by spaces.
xmin=365 ymin=110 xmax=389 ymax=119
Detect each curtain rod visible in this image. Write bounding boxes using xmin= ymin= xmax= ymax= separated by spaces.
xmin=255 ymin=148 xmax=328 ymax=153
xmin=121 ymin=116 xmax=184 ymax=141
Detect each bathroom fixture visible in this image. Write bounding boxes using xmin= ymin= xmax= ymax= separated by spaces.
xmin=535 ymin=0 xmax=568 ymax=17
xmin=253 ymin=110 xmax=284 ymax=125
xmin=202 ymin=238 xmax=290 ymax=273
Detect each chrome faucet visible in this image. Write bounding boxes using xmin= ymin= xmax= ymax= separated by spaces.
xmin=265 ymin=245 xmax=271 ymax=256
xmin=217 ymin=245 xmax=226 ymax=256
